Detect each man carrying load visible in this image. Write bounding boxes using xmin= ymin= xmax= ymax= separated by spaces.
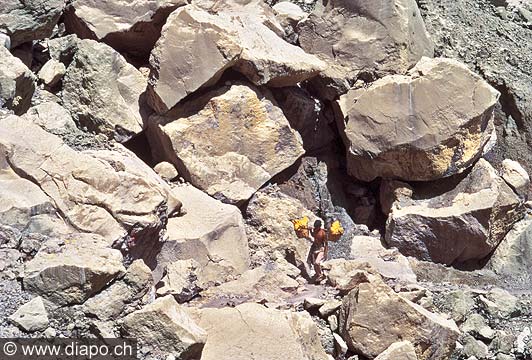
xmin=292 ymin=217 xmax=344 ymax=283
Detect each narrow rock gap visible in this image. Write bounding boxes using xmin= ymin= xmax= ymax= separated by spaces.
xmin=491 ymin=82 xmax=525 ymax=131
xmin=122 ymin=130 xmax=155 ymax=167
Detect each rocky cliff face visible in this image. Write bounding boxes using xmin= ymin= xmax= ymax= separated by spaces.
xmin=0 ymin=0 xmax=531 ymax=359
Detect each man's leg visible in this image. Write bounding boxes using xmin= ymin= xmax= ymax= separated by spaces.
xmin=314 ymin=250 xmax=325 ymax=281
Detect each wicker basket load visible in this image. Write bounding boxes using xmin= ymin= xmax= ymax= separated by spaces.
xmin=291 ymin=216 xmax=309 ymax=238
xmin=328 ymin=220 xmax=344 ymax=242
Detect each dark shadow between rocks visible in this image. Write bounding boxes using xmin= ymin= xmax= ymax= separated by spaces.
xmin=123 ymin=131 xmax=155 ymax=167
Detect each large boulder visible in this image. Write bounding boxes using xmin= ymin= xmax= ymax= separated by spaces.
xmin=0 ymin=0 xmax=63 ymax=48
xmin=0 ymin=115 xmax=181 ymax=243
xmin=121 ymin=295 xmax=206 ymax=359
xmin=338 ymin=275 xmax=459 ymax=359
xmin=23 ymin=233 xmax=126 ymax=305
xmin=147 ymin=3 xmax=325 ymax=113
xmin=194 ymin=0 xmax=285 ymax=37
xmin=385 ymin=159 xmax=525 ymax=265
xmin=144 ymin=184 xmax=249 ymax=283
xmin=297 ymin=0 xmax=434 ymax=99
xmin=62 ymin=39 xmax=148 ymax=142
xmin=190 ymin=302 xmax=329 ymax=360
xmin=63 ymin=0 xmax=187 ymax=58
xmin=418 ymin=0 xmax=532 ymax=192
xmin=148 ymin=83 xmax=304 ymax=204
xmin=338 ymin=57 xmax=500 ymax=182
xmin=0 ymin=46 xmax=35 ymax=114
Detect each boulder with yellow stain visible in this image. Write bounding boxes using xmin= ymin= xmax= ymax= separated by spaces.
xmin=148 ymin=83 xmax=305 ymax=204
xmin=336 ymin=57 xmax=499 ymax=182
xmin=385 ymin=159 xmax=525 ymax=265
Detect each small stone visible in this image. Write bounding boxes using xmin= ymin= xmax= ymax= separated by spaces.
xmin=478 ymin=326 xmax=496 ymax=341
xmin=154 ymin=162 xmax=179 ymax=181
xmin=496 ymin=354 xmax=515 ymax=360
xmin=462 ymin=335 xmax=489 ymax=359
xmin=43 ymin=327 xmax=57 ymax=338
xmin=84 ymin=259 xmax=153 ymax=321
xmin=480 ymin=288 xmax=520 ymax=319
xmin=9 ymin=297 xmax=49 ymax=332
xmin=319 ymin=299 xmax=342 ymax=318
xmin=0 ymin=32 xmax=10 ymax=49
xmin=516 ymin=327 xmax=530 ymax=354
xmin=461 ymin=313 xmax=487 ymax=334
xmin=156 ymin=259 xmax=202 ymax=303
xmin=37 ymin=59 xmax=66 ymax=87
xmin=304 ymin=297 xmax=326 ymax=310
xmin=327 ymin=315 xmax=338 ymax=332
xmin=447 ymin=290 xmax=476 ymax=323
xmin=333 ymin=333 xmax=348 ymax=356
xmin=489 ymin=330 xmax=515 ymax=355
xmin=501 ymin=159 xmax=530 ymax=197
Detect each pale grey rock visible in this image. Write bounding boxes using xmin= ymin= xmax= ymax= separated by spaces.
xmin=84 ymin=260 xmax=153 ymax=321
xmin=62 ymin=39 xmax=148 ymax=142
xmin=338 ymin=275 xmax=460 ymax=359
xmin=462 ymin=335 xmax=489 ymax=359
xmin=375 ymin=341 xmax=418 ymax=360
xmin=148 ymin=184 xmax=249 ymax=284
xmin=37 ymin=59 xmax=65 ymax=88
xmin=23 ymin=233 xmax=126 ymax=305
xmin=153 ymin=161 xmax=178 ymax=181
xmin=297 ymin=0 xmax=434 ymax=99
xmin=147 ymin=3 xmax=325 ymax=113
xmin=190 ymin=302 xmax=329 ymax=360
xmin=318 ymin=299 xmax=342 ymax=318
xmin=0 ymin=115 xmax=182 ymax=243
xmin=487 ymin=215 xmax=532 ymax=286
xmin=0 ymin=0 xmax=63 ymax=48
xmin=9 ymin=297 xmax=49 ymax=332
xmin=47 ymin=34 xmax=80 ymax=66
xmin=0 ymin=46 xmax=35 ymax=114
xmin=22 ymin=102 xmax=77 ymax=132
xmin=479 ymin=288 xmax=520 ymax=319
xmin=121 ymin=295 xmax=206 ymax=359
xmin=501 ymin=159 xmax=530 ymax=197
xmin=155 ymin=259 xmax=202 ymax=303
